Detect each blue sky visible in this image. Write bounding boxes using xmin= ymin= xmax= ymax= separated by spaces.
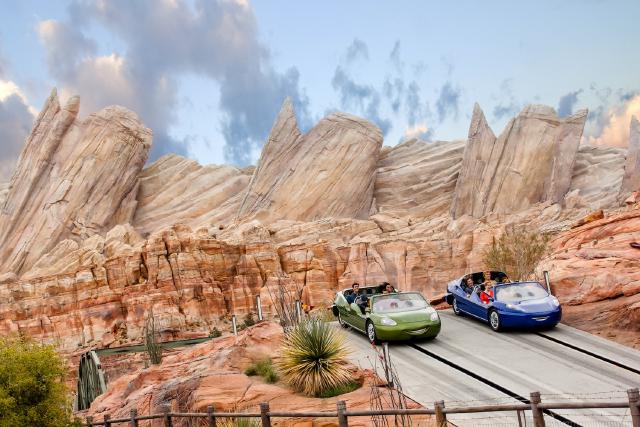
xmin=0 ymin=0 xmax=639 ymax=179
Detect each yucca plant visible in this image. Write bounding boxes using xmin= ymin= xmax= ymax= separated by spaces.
xmin=277 ymin=319 xmax=352 ymax=396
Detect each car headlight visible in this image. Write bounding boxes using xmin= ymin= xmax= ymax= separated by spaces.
xmin=430 ymin=312 xmax=439 ymax=322
xmin=380 ymin=318 xmax=397 ymax=326
xmin=551 ymin=297 xmax=560 ymax=307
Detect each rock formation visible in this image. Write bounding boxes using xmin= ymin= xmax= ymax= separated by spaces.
xmin=620 ymin=116 xmax=640 ymax=198
xmin=0 ymin=90 xmax=151 ymax=275
xmin=237 ymin=98 xmax=382 ymax=223
xmin=0 ymin=90 xmax=638 ymax=357
xmin=451 ymin=104 xmax=587 ymax=219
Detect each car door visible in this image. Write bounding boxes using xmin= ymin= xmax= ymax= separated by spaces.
xmin=467 ymin=289 xmax=489 ymax=320
xmin=455 ymin=282 xmax=474 ymax=314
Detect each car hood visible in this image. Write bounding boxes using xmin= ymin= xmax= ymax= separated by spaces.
xmin=504 ymin=297 xmax=559 ymax=313
xmin=380 ymin=309 xmax=435 ymax=323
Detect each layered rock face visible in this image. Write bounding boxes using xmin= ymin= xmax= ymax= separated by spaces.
xmin=451 ymin=104 xmax=587 ymax=219
xmin=132 ymin=155 xmax=251 ymax=235
xmin=0 ymin=90 xmax=151 ymax=275
xmin=620 ymin=116 xmax=640 ymax=198
xmin=1 ymin=90 xmax=639 ymax=355
xmin=237 ymin=99 xmax=382 ymax=223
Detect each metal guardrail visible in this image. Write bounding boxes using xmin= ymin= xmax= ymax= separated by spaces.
xmin=85 ymin=388 xmax=640 ymax=427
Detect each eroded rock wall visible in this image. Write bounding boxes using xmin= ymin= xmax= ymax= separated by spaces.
xmin=0 ymin=90 xmax=151 ymax=275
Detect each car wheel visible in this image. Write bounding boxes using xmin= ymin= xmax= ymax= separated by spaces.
xmin=452 ymin=297 xmax=462 ymax=316
xmin=489 ymin=309 xmax=502 ymax=332
xmin=337 ymin=312 xmax=349 ymax=329
xmin=366 ymin=321 xmax=379 ymax=345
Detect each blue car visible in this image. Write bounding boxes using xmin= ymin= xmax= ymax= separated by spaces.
xmin=445 ymin=271 xmax=562 ymax=331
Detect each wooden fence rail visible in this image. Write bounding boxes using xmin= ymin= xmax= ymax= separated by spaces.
xmin=85 ymin=387 xmax=640 ymax=427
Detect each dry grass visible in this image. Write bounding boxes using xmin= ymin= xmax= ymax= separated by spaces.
xmin=483 ymin=225 xmax=550 ymax=281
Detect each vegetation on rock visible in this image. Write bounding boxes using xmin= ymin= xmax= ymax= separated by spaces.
xmin=143 ymin=309 xmax=163 ymax=365
xmin=483 ymin=225 xmax=550 ymax=281
xmin=0 ymin=337 xmax=80 ymax=427
xmin=277 ymin=319 xmax=352 ymax=396
xmin=244 ymin=359 xmax=278 ymax=384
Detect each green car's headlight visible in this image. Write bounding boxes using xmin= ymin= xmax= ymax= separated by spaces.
xmin=380 ymin=317 xmax=397 ymax=326
xmin=430 ymin=312 xmax=439 ymax=321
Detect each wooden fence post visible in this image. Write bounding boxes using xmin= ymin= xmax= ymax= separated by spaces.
xmin=337 ymin=400 xmax=348 ymax=427
xmin=434 ymin=400 xmax=446 ymax=427
xmin=162 ymin=404 xmax=173 ymax=427
xmin=629 ymin=388 xmax=640 ymax=427
xmin=530 ymin=392 xmax=546 ymax=427
xmin=86 ymin=416 xmax=93 ymax=427
xmin=104 ymin=414 xmax=111 ymax=427
xmin=130 ymin=408 xmax=139 ymax=427
xmin=207 ymin=404 xmax=217 ymax=427
xmin=260 ymin=402 xmax=272 ymax=427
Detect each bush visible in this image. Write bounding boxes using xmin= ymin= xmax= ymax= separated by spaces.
xmin=314 ymin=380 xmax=360 ymax=398
xmin=242 ymin=312 xmax=256 ymax=329
xmin=209 ymin=327 xmax=222 ymax=338
xmin=277 ymin=319 xmax=352 ymax=396
xmin=0 ymin=337 xmax=80 ymax=427
xmin=483 ymin=225 xmax=550 ymax=281
xmin=244 ymin=359 xmax=278 ymax=384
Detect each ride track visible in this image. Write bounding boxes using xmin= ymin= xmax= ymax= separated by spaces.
xmin=346 ymin=310 xmax=640 ymax=427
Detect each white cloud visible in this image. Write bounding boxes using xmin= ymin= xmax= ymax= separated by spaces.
xmin=586 ymin=95 xmax=640 ymax=148
xmin=403 ymin=123 xmax=431 ymax=140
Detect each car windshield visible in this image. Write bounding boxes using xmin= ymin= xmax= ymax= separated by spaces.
xmin=494 ymin=282 xmax=549 ymax=302
xmin=372 ymin=293 xmax=428 ymax=313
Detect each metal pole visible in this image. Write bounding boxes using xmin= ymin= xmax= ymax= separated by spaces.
xmin=336 ymin=400 xmax=348 ymax=427
xmin=530 ymin=392 xmax=546 ymax=427
xmin=295 ymin=300 xmax=302 ymax=322
xmin=207 ymin=404 xmax=217 ymax=427
xmin=256 ymin=295 xmax=263 ymax=321
xmin=628 ymin=388 xmax=640 ymax=427
xmin=130 ymin=408 xmax=139 ymax=427
xmin=543 ymin=271 xmax=551 ymax=293
xmin=382 ymin=342 xmax=393 ymax=387
xmin=260 ymin=402 xmax=272 ymax=427
xmin=434 ymin=401 xmax=446 ymax=427
xmin=232 ymin=314 xmax=238 ymax=336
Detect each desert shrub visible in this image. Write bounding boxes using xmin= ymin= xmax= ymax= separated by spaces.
xmin=277 ymin=319 xmax=352 ymax=396
xmin=143 ymin=309 xmax=162 ymax=365
xmin=219 ymin=417 xmax=260 ymax=427
xmin=483 ymin=225 xmax=551 ymax=281
xmin=209 ymin=327 xmax=222 ymax=338
xmin=314 ymin=380 xmax=360 ymax=398
xmin=243 ymin=312 xmax=256 ymax=329
xmin=244 ymin=359 xmax=278 ymax=383
xmin=0 ymin=337 xmax=80 ymax=427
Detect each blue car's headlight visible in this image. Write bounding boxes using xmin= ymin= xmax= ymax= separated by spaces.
xmin=551 ymin=297 xmax=560 ymax=307
xmin=430 ymin=312 xmax=439 ymax=321
xmin=380 ymin=318 xmax=397 ymax=326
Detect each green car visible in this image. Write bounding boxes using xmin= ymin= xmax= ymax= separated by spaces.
xmin=331 ymin=286 xmax=441 ymax=344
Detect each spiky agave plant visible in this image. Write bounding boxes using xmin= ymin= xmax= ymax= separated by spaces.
xmin=278 ymin=319 xmax=352 ymax=396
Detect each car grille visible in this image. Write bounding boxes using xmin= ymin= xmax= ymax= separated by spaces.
xmin=407 ymin=328 xmax=428 ymax=335
xmin=532 ymin=316 xmax=549 ymax=321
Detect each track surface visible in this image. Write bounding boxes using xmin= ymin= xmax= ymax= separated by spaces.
xmin=346 ymin=310 xmax=640 ymax=426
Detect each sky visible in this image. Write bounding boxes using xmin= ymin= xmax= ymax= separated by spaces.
xmin=0 ymin=0 xmax=639 ymax=180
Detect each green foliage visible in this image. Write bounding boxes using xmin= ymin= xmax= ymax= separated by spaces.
xmin=0 ymin=337 xmax=80 ymax=427
xmin=143 ymin=309 xmax=162 ymax=365
xmin=209 ymin=327 xmax=222 ymax=338
xmin=219 ymin=417 xmax=260 ymax=427
xmin=314 ymin=380 xmax=360 ymax=398
xmin=243 ymin=312 xmax=256 ymax=328
xmin=244 ymin=359 xmax=278 ymax=383
xmin=277 ymin=319 xmax=352 ymax=396
xmin=482 ymin=225 xmax=551 ymax=281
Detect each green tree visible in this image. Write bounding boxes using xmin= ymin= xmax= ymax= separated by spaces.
xmin=482 ymin=225 xmax=550 ymax=281
xmin=0 ymin=337 xmax=79 ymax=427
